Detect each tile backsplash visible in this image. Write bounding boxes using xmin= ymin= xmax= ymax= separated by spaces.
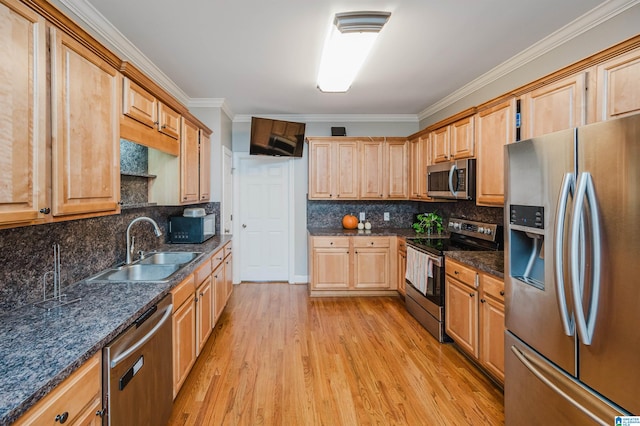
xmin=0 ymin=203 xmax=219 ymax=313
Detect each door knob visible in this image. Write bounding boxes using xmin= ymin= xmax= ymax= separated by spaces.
xmin=242 ymin=224 xmax=247 ymax=228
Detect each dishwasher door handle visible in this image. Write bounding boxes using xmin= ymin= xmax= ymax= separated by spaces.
xmin=110 ymin=304 xmax=173 ymax=368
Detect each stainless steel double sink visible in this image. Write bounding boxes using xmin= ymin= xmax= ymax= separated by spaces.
xmin=89 ymin=252 xmax=201 ymax=282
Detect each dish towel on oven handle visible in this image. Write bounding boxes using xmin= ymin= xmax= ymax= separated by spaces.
xmin=406 ymin=246 xmax=433 ymax=296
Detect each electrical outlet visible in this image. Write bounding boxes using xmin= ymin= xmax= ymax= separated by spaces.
xmin=359 ymin=212 xmax=365 ymax=221
xmin=384 ymin=212 xmax=390 ymax=221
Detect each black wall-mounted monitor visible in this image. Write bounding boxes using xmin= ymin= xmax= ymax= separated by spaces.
xmin=249 ymin=117 xmax=306 ymax=157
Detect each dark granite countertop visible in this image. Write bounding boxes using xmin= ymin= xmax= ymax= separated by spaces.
xmin=0 ymin=235 xmax=232 ymax=425
xmin=444 ymin=251 xmax=505 ymax=278
xmin=307 ymin=227 xmax=448 ymax=239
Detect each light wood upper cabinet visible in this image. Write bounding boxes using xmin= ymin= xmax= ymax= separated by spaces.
xmin=475 ymin=98 xmax=515 ymax=207
xmin=520 ymin=73 xmax=586 ymax=140
xmin=122 ymin=77 xmax=157 ymax=128
xmin=431 ymin=126 xmax=450 ymax=163
xmin=409 ymin=136 xmax=431 ymax=201
xmin=50 ymin=28 xmax=120 ymax=217
xmin=181 ymin=118 xmax=201 ymax=203
xmin=199 ymin=130 xmax=211 ymax=202
xmin=158 ymin=102 xmax=181 ymax=140
xmin=308 ymin=138 xmax=358 ymax=199
xmin=431 ymin=116 xmax=474 ymax=164
xmin=594 ymin=47 xmax=640 ymax=122
xmin=386 ymin=138 xmax=409 ymax=199
xmin=0 ymin=0 xmax=47 ymax=226
xmin=360 ymin=140 xmax=385 ymax=199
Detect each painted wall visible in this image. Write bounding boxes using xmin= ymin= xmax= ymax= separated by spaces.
xmin=232 ymin=118 xmax=419 ymax=282
xmin=419 ymin=4 xmax=640 ymax=127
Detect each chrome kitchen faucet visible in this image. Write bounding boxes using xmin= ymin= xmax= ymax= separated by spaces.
xmin=126 ymin=217 xmax=163 ymax=264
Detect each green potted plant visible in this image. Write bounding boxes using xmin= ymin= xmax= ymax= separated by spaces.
xmin=412 ymin=212 xmax=444 ymax=235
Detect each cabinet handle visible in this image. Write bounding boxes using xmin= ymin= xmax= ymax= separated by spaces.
xmin=183 ymin=197 xmax=188 ymax=200
xmin=195 ymin=296 xmax=199 ymax=302
xmin=370 ymin=242 xmax=374 ymax=245
xmin=454 ymin=270 xmax=459 ymax=275
xmin=500 ymin=290 xmax=505 ymax=296
xmin=200 ymin=292 xmax=205 ymax=297
xmin=161 ymin=124 xmax=167 ymax=129
xmin=96 ymin=408 xmax=106 ymax=418
xmin=469 ymin=293 xmax=475 ymax=297
xmin=330 ymin=242 xmax=333 ymax=245
xmin=481 ymin=298 xmax=486 ymax=303
xmin=154 ymin=121 xmax=159 ymax=125
xmin=39 ymin=207 xmax=51 ymax=214
xmin=55 ymin=412 xmax=69 ymax=423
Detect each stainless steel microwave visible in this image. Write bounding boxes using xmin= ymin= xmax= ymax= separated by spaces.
xmin=427 ymin=159 xmax=476 ymax=200
xmin=168 ymin=214 xmax=216 ymax=243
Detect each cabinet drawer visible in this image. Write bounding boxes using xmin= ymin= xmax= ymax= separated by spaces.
xmin=312 ymin=237 xmax=350 ymax=248
xmin=171 ymin=274 xmax=195 ymax=310
xmin=211 ymin=248 xmax=225 ymax=271
xmin=224 ymin=241 xmax=232 ymax=258
xmin=446 ymin=258 xmax=477 ymax=287
xmin=14 ymin=353 xmax=101 ymax=426
xmin=482 ymin=273 xmax=504 ymax=302
xmin=353 ymin=237 xmax=390 ymax=248
xmin=194 ymin=256 xmax=212 ymax=284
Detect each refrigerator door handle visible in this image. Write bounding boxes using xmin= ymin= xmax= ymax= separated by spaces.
xmin=554 ymin=172 xmax=575 ymax=336
xmin=510 ymin=345 xmax=608 ymax=426
xmin=448 ymin=164 xmax=457 ymax=196
xmin=570 ymin=172 xmax=602 ymax=346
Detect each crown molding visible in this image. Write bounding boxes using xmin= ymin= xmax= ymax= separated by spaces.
xmin=56 ymin=0 xmax=190 ymax=105
xmin=418 ymin=0 xmax=640 ymax=122
xmin=188 ymin=98 xmax=235 ymax=119
xmin=232 ymin=114 xmax=419 ymax=123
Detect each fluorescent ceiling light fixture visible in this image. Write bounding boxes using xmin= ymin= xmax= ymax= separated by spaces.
xmin=317 ymin=11 xmax=391 ymax=93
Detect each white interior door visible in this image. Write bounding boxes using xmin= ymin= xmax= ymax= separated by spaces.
xmin=238 ymin=156 xmax=289 ymax=281
xmin=222 ymin=146 xmax=233 ymax=234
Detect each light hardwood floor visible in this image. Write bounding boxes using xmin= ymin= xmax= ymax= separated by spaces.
xmin=169 ymin=283 xmax=504 ymax=425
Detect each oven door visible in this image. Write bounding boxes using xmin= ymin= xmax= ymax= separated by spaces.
xmin=405 ymin=245 xmax=444 ymax=306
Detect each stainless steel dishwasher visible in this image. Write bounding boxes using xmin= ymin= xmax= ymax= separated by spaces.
xmin=103 ymin=294 xmax=173 ymax=425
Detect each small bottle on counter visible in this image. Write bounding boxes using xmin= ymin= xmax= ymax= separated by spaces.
xmin=364 ymin=221 xmax=372 ymax=230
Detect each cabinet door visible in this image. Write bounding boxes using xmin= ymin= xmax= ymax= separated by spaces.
xmin=50 ymin=29 xmax=120 ymax=217
xmin=180 ymin=118 xmax=200 ymax=203
xmin=480 ymin=295 xmax=505 ymax=383
xmin=360 ymin=140 xmax=384 ymax=198
xmin=445 ymin=277 xmax=479 ymax=357
xmin=475 ymin=98 xmax=515 ymax=206
xmin=451 ymin=115 xmax=475 ymax=159
xmin=196 ymin=277 xmax=213 ymax=355
xmin=431 ymin=126 xmax=450 ymax=163
xmin=595 ymin=47 xmax=640 ymax=121
xmin=172 ymin=296 xmax=196 ymax=397
xmin=312 ymin=248 xmax=350 ymax=290
xmin=308 ymin=140 xmax=332 ymax=199
xmin=520 ymin=73 xmax=586 ymax=140
xmin=409 ymin=138 xmax=422 ymax=199
xmin=224 ymin=254 xmax=233 ymax=303
xmin=158 ymin=102 xmax=181 ymax=140
xmin=122 ymin=77 xmax=157 ymax=128
xmin=212 ymin=263 xmax=225 ymax=323
xmin=0 ymin=0 xmax=47 ymax=225
xmin=397 ymin=240 xmax=407 ymax=296
xmin=199 ymin=130 xmax=211 ymax=202
xmin=386 ymin=139 xmax=409 ymax=199
xmin=353 ymin=247 xmax=390 ymax=289
xmin=334 ymin=141 xmax=359 ymax=198
xmin=420 ymin=136 xmax=431 ymax=199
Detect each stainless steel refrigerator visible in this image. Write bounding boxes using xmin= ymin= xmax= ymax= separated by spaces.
xmin=504 ymin=113 xmax=639 ymax=424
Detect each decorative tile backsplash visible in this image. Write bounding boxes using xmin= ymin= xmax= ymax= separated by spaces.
xmin=0 ymin=203 xmax=220 ymax=314
xmin=307 ymin=200 xmax=503 ymax=230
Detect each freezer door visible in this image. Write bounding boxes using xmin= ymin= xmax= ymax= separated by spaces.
xmin=575 ymin=113 xmax=640 ymax=414
xmin=505 ymin=332 xmax=627 ymax=425
xmin=505 ymin=129 xmax=576 ymax=374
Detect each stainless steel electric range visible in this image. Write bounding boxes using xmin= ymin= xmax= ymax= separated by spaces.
xmin=405 ymin=218 xmax=503 ymax=342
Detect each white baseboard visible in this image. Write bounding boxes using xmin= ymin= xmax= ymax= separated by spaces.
xmin=290 ymin=275 xmax=309 ymax=284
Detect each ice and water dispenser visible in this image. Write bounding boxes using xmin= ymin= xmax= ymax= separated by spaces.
xmin=509 ymin=205 xmax=545 ymax=290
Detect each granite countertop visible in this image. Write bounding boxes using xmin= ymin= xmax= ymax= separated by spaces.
xmin=307 ymin=227 xmax=448 ymax=239
xmin=0 ymin=235 xmax=232 ymax=425
xmin=444 ymin=251 xmax=505 ymax=278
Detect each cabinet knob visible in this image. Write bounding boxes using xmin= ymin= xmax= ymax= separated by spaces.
xmin=55 ymin=412 xmax=69 ymax=423
xmin=39 ymin=207 xmax=51 ymax=214
xmin=469 ymin=293 xmax=475 ymax=297
xmin=500 ymin=290 xmax=505 ymax=296
xmin=330 ymin=242 xmax=333 ymax=245
xmin=370 ymin=242 xmax=374 ymax=245
xmin=161 ymin=124 xmax=167 ymax=129
xmin=96 ymin=408 xmax=106 ymax=418
xmin=454 ymin=270 xmax=459 ymax=275
xmin=481 ymin=298 xmax=486 ymax=303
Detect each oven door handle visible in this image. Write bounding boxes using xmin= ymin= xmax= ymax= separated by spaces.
xmin=110 ymin=303 xmax=173 ymax=368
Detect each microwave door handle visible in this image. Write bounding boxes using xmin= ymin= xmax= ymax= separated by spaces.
xmin=448 ymin=164 xmax=457 ymax=196
xmin=554 ymin=172 xmax=575 ymax=336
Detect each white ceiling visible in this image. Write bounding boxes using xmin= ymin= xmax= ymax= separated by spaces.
xmin=69 ymin=0 xmax=612 ymax=118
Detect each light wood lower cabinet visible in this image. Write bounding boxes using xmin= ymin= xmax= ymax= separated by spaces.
xmin=14 ymin=353 xmax=102 ymax=426
xmin=212 ymin=262 xmax=226 ymax=323
xmin=171 ymin=274 xmax=197 ymax=398
xmin=309 ymin=236 xmax=396 ymax=295
xmin=445 ymin=257 xmax=505 ymax=384
xmin=196 ymin=275 xmax=213 ymax=355
xmin=397 ymin=238 xmax=407 ymax=296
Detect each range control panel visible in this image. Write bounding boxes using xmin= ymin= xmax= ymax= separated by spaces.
xmin=448 ymin=218 xmax=501 ymax=242
xmin=509 ymin=205 xmax=544 ymax=229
